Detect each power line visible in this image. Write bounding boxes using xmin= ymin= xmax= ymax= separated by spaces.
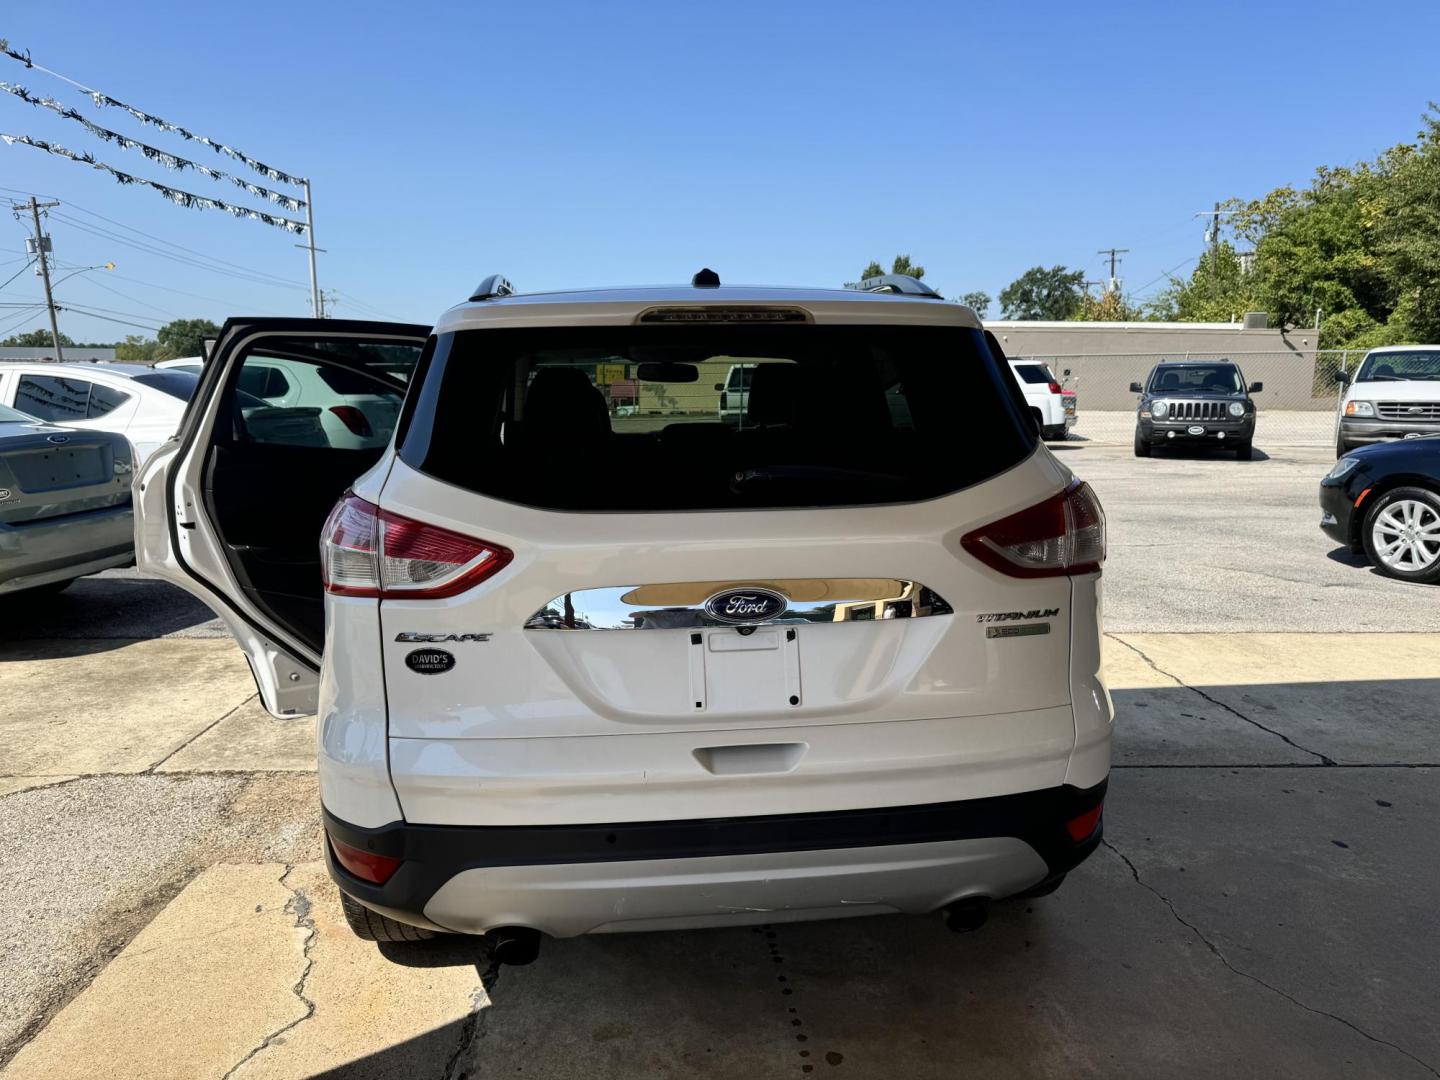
xmin=50 ymin=213 xmax=309 ymax=292
xmin=0 ymin=258 xmax=35 ymax=291
xmin=0 ymin=185 xmax=308 ymax=288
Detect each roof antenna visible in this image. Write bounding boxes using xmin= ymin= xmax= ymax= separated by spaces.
xmin=691 ymin=267 xmax=720 ymax=288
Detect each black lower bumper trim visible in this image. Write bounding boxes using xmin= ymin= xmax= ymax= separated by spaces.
xmin=324 ymin=780 xmax=1108 ymax=926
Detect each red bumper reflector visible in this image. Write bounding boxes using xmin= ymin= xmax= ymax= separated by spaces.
xmin=329 ymin=835 xmax=402 ymax=885
xmin=1065 ymin=804 xmax=1103 ymax=842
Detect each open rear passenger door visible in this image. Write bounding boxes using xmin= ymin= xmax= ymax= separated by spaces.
xmin=134 ymin=318 xmax=430 ymax=716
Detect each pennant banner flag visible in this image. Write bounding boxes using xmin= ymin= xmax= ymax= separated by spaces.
xmin=0 ymin=81 xmax=307 ymax=212
xmin=1 ymin=133 xmax=308 ymax=234
xmin=1 ymin=40 xmax=306 ymax=187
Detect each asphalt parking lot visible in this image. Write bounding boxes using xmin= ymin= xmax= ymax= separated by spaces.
xmin=2 ymin=436 xmax=1437 ymax=1079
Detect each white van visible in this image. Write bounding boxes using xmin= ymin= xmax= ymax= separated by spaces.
xmin=133 ymin=276 xmax=1111 ymax=964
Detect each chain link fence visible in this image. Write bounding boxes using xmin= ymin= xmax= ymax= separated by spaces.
xmin=1018 ymin=349 xmax=1368 ymax=447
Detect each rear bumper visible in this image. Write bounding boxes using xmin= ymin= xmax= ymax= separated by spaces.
xmin=0 ymin=503 xmax=134 ymax=594
xmin=1339 ymin=417 xmax=1440 ymax=446
xmin=324 ymin=779 xmax=1106 ymax=937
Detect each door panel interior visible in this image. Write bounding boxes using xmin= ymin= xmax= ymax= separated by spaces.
xmin=204 ymin=442 xmax=385 ymax=653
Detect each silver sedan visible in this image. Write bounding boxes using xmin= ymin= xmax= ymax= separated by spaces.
xmin=0 ymin=403 xmax=135 ymax=597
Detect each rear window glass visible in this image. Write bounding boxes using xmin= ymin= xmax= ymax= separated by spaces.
xmin=399 ymin=325 xmax=1034 ymax=511
xmin=1013 ymin=364 xmax=1052 ymax=385
xmin=131 ymin=371 xmax=199 ymax=401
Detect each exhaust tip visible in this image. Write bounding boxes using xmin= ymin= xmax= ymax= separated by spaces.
xmin=943 ymin=897 xmax=990 ymax=934
xmin=488 ymin=926 xmax=542 ymax=966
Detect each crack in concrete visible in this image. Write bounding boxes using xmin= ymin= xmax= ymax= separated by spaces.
xmin=1103 ymin=839 xmax=1440 ymax=1079
xmin=1107 ymin=635 xmax=1338 ymax=765
xmin=442 ymin=951 xmax=503 ymax=1080
xmin=220 ymin=863 xmax=318 ymax=1080
xmin=145 ymin=693 xmax=260 ymax=773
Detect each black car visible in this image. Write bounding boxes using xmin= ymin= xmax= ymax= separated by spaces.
xmin=1320 ymin=435 xmax=1440 ymax=583
xmin=1130 ymin=361 xmax=1262 ymax=459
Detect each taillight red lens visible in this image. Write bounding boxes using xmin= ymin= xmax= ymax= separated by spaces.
xmin=1048 ymin=381 xmax=1063 ymax=394
xmin=328 ymin=834 xmax=402 ymax=884
xmin=328 ymin=405 xmax=374 ymax=437
xmin=960 ymin=480 xmax=1105 ymax=578
xmin=320 ymin=492 xmax=513 ymax=599
xmin=1065 ymin=804 xmax=1103 ymax=842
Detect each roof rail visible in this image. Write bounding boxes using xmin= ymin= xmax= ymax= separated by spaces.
xmin=850 ymin=274 xmax=941 ymax=298
xmin=469 ymin=274 xmax=515 ymax=302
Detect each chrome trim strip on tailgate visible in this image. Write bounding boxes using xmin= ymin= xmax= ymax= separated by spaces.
xmin=524 ymin=579 xmax=954 ymax=630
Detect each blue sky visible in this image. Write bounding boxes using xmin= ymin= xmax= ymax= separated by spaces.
xmin=2 ymin=0 xmax=1438 ymax=342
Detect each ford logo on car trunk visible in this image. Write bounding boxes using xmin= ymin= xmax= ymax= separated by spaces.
xmin=704 ymin=587 xmax=789 ymax=625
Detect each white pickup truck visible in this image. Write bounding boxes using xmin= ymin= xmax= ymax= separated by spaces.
xmin=1009 ymin=359 xmax=1077 ymax=441
xmin=1335 ymin=345 xmax=1440 ymax=457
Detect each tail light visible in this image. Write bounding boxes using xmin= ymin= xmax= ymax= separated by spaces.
xmin=1047 ymin=381 xmax=1063 ymax=394
xmin=328 ymin=833 xmax=401 ymax=885
xmin=1065 ymin=803 xmax=1103 ymax=842
xmin=320 ymin=492 xmax=513 ymax=599
xmin=328 ymin=405 xmax=374 ymax=437
xmin=960 ymin=480 xmax=1105 ymax=578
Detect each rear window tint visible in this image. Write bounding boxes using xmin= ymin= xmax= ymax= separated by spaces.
xmin=399 ymin=325 xmax=1034 ymax=512
xmin=1013 ymin=364 xmax=1052 ymax=384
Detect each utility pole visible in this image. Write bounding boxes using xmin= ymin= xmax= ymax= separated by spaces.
xmin=295 ymin=179 xmax=325 ymax=317
xmin=1097 ymin=248 xmax=1129 ymax=293
xmin=14 ymin=198 xmax=64 ymax=361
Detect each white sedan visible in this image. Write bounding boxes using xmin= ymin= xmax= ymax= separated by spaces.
xmin=0 ymin=362 xmax=192 ymax=464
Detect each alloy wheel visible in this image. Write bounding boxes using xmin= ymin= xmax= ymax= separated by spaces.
xmin=1372 ymin=499 xmax=1440 ymax=572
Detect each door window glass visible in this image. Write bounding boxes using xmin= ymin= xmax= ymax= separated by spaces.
xmin=14 ymin=375 xmax=91 ymax=421
xmin=229 ymin=341 xmax=421 ymax=449
xmin=87 ymin=383 xmax=132 ymax=418
xmin=237 ymin=364 xmax=292 ymax=401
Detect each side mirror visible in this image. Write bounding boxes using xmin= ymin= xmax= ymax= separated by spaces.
xmin=1129 ymin=382 xmax=1143 ymax=394
xmin=1249 ymin=381 xmax=1264 ymax=393
xmin=1334 ymin=371 xmax=1351 ymax=385
xmin=714 ymin=383 xmax=725 ymax=391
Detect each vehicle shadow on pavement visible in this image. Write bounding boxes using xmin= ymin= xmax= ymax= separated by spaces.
xmin=0 ymin=575 xmax=220 ymax=656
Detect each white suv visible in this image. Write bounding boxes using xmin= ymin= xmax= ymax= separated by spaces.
xmin=134 ymin=283 xmax=1111 ymax=963
xmin=1008 ymin=359 xmax=1077 ymax=441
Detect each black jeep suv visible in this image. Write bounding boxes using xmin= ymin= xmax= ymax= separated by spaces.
xmin=1131 ymin=361 xmax=1262 ymax=460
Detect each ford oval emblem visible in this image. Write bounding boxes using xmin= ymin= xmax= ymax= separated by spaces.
xmin=46 ymin=434 xmax=70 ymax=445
xmin=704 ymin=587 xmax=789 ymax=625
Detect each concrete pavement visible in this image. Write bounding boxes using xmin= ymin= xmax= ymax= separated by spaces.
xmin=2 ymin=632 xmax=1437 ymax=1078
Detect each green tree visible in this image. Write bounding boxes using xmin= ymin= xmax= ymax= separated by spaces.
xmin=114 ymin=334 xmax=163 ymax=363
xmin=1072 ymin=289 xmax=1144 ymax=322
xmin=853 ymin=255 xmax=928 ymax=284
xmin=1146 ymin=243 xmax=1263 ymax=323
xmin=1 ymin=328 xmax=76 ymax=348
xmin=960 ymin=291 xmax=992 ymax=318
xmin=155 ymin=318 xmax=220 ymax=360
xmin=998 ymin=266 xmax=1085 ymax=320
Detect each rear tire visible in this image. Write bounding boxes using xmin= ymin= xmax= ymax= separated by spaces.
xmin=1133 ymin=429 xmax=1151 ymax=457
xmin=1360 ymin=486 xmax=1440 ymax=584
xmin=1234 ymin=441 xmax=1253 ymax=461
xmin=340 ymin=893 xmax=436 ymax=942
